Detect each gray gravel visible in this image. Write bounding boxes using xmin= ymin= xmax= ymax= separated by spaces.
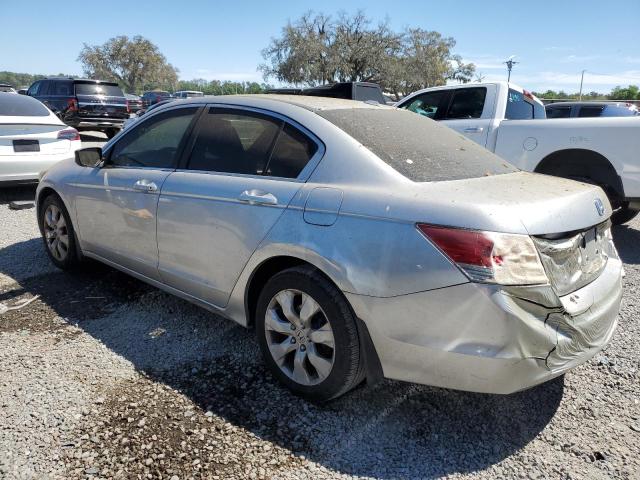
xmin=0 ymin=186 xmax=639 ymax=479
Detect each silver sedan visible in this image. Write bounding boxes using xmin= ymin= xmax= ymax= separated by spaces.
xmin=36 ymin=95 xmax=623 ymax=401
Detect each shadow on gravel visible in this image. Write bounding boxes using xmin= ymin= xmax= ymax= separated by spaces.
xmin=0 ymin=185 xmax=37 ymax=205
xmin=2 ymin=227 xmax=564 ymax=478
xmin=613 ymin=223 xmax=640 ymax=264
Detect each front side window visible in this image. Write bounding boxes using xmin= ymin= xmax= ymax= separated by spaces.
xmin=27 ymin=81 xmax=41 ymax=96
xmin=546 ymin=106 xmax=571 ymax=118
xmin=505 ymin=89 xmax=534 ymax=120
xmin=445 ymin=87 xmax=487 ymax=119
xmin=110 ymin=107 xmax=197 ymax=168
xmin=400 ymin=90 xmax=448 ymax=119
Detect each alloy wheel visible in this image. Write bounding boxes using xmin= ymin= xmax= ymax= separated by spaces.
xmin=264 ymin=289 xmax=335 ymax=386
xmin=43 ymin=204 xmax=69 ymax=262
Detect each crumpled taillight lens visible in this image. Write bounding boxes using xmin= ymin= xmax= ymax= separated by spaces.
xmin=417 ymin=224 xmax=548 ymax=285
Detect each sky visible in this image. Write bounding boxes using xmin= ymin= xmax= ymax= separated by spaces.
xmin=1 ymin=0 xmax=639 ymax=93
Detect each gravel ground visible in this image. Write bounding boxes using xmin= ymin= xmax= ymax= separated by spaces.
xmin=0 ymin=187 xmax=639 ymax=480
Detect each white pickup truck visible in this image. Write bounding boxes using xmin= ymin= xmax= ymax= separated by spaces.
xmin=396 ymin=81 xmax=640 ymax=224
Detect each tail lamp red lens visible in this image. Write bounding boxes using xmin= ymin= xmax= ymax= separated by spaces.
xmin=57 ymin=128 xmax=80 ymax=141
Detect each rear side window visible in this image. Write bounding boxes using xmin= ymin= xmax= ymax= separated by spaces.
xmin=51 ymin=81 xmax=73 ymax=96
xmin=578 ymin=106 xmax=605 ymax=117
xmin=110 ymin=107 xmax=197 ymax=168
xmin=601 ymin=105 xmax=637 ymax=117
xmin=320 ymin=108 xmax=517 ymax=182
xmin=445 ymin=87 xmax=487 ymax=119
xmin=187 ymin=109 xmax=282 ymax=175
xmin=266 ymin=123 xmax=318 ymax=178
xmin=400 ymin=90 xmax=448 ymax=119
xmin=0 ymin=93 xmax=50 ymax=116
xmin=75 ymin=83 xmax=124 ymax=97
xmin=546 ymin=106 xmax=571 ymax=118
xmin=505 ymin=89 xmax=534 ymax=120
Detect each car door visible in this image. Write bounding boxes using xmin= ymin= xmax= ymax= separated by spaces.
xmin=157 ymin=106 xmax=323 ymax=307
xmin=73 ymin=105 xmax=200 ymax=279
xmin=440 ymin=86 xmax=495 ymax=147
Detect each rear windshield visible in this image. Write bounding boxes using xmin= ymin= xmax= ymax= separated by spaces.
xmin=75 ymin=83 xmax=124 ymax=97
xmin=0 ymin=93 xmax=50 ymax=116
xmin=319 ymin=108 xmax=517 ymax=182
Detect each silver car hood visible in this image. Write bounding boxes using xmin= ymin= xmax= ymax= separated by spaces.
xmin=344 ymin=171 xmax=611 ymax=236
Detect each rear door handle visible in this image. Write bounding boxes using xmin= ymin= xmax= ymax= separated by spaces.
xmin=464 ymin=127 xmax=484 ymax=133
xmin=238 ymin=189 xmax=278 ymax=205
xmin=133 ymin=179 xmax=158 ymax=193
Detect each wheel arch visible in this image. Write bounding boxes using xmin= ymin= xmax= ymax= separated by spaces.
xmin=243 ymin=253 xmax=384 ymax=385
xmin=534 ymin=148 xmax=625 ymax=201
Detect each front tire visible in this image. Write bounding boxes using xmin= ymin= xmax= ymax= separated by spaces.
xmin=255 ymin=266 xmax=364 ymax=402
xmin=40 ymin=194 xmax=80 ymax=269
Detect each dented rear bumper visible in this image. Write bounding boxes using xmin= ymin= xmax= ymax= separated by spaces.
xmin=346 ymin=257 xmax=622 ymax=394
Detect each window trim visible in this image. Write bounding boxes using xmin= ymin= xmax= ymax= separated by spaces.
xmin=103 ymin=103 xmax=204 ymax=171
xmin=175 ymin=103 xmax=326 ymax=183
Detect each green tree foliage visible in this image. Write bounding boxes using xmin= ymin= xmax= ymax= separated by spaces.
xmin=0 ymin=71 xmax=76 ymax=89
xmin=609 ymin=85 xmax=640 ymax=100
xmin=260 ymin=10 xmax=475 ymax=98
xmin=175 ymin=79 xmax=271 ymax=95
xmin=78 ymin=36 xmax=179 ymax=93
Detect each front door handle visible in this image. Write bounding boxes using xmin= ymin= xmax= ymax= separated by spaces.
xmin=464 ymin=127 xmax=484 ymax=133
xmin=238 ymin=189 xmax=278 ymax=205
xmin=133 ymin=179 xmax=158 ymax=193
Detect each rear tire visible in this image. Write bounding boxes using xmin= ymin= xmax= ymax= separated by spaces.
xmin=40 ymin=194 xmax=80 ymax=270
xmin=611 ymin=203 xmax=640 ymax=225
xmin=255 ymin=266 xmax=364 ymax=402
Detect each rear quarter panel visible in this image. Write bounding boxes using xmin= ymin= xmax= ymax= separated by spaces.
xmin=494 ymin=117 xmax=640 ymax=197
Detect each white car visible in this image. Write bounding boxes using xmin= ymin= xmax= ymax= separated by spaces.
xmin=397 ymin=81 xmax=640 ymax=224
xmin=0 ymin=93 xmax=81 ymax=184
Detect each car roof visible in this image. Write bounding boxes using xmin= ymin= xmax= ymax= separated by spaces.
xmin=162 ymin=94 xmax=391 ymax=113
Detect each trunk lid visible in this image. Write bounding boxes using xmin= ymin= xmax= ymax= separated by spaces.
xmin=0 ymin=123 xmax=70 ymax=156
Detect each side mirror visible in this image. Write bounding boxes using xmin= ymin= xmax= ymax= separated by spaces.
xmin=75 ymin=147 xmax=104 ymax=168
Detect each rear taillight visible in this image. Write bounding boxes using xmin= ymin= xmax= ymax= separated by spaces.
xmin=126 ymin=100 xmax=130 ymax=113
xmin=57 ymin=128 xmax=80 ymax=141
xmin=67 ymin=98 xmax=78 ymax=112
xmin=417 ymin=224 xmax=548 ymax=285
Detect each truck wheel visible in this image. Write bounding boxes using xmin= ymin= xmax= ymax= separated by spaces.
xmin=611 ymin=203 xmax=640 ymax=225
xmin=255 ymin=266 xmax=364 ymax=402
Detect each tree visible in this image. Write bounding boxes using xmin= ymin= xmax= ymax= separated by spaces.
xmin=609 ymin=85 xmax=640 ymax=100
xmin=260 ymin=11 xmax=474 ymax=98
xmin=78 ymin=36 xmax=178 ymax=93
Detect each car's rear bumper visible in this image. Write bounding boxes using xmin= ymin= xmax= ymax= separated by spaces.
xmin=0 ymin=148 xmax=80 ymax=183
xmin=346 ymin=257 xmax=622 ymax=394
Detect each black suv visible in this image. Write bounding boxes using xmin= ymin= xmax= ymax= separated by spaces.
xmin=141 ymin=90 xmax=172 ymax=107
xmin=265 ymin=82 xmax=386 ymax=104
xmin=27 ymin=78 xmax=128 ymax=138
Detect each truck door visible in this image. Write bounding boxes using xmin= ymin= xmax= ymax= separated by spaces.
xmin=440 ymin=85 xmax=496 ymax=147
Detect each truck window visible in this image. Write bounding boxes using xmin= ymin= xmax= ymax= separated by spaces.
xmin=505 ymin=89 xmax=535 ymax=120
xmin=577 ymin=106 xmax=605 ymax=117
xmin=444 ymin=87 xmax=487 ymax=119
xmin=354 ymin=84 xmax=385 ymax=103
xmin=546 ymin=106 xmax=571 ymax=118
xmin=400 ymin=90 xmax=449 ymax=119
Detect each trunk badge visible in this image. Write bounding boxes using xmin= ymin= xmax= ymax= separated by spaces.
xmin=594 ymin=198 xmax=605 ymax=217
